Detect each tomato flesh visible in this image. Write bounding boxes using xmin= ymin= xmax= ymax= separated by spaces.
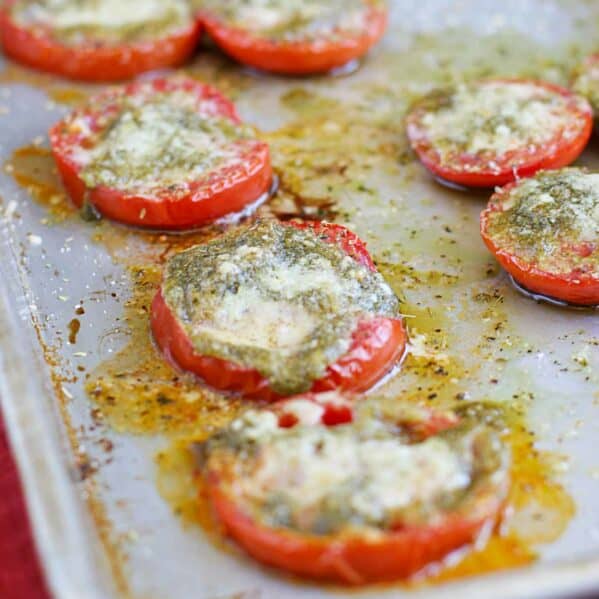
xmin=151 ymin=221 xmax=407 ymax=400
xmin=49 ymin=77 xmax=273 ymax=230
xmin=199 ymin=5 xmax=387 ymax=75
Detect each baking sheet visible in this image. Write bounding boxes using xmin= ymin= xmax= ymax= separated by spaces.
xmin=0 ymin=1 xmax=599 ymax=598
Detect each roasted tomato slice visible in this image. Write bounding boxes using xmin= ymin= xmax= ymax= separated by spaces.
xmin=480 ymin=168 xmax=599 ymax=306
xmin=573 ymin=54 xmax=599 ymax=118
xmin=196 ymin=0 xmax=387 ymax=75
xmin=406 ymin=78 xmax=592 ymax=188
xmin=0 ymin=0 xmax=201 ymax=82
xmin=49 ymin=77 xmax=272 ymax=230
xmin=199 ymin=393 xmax=509 ymax=584
xmin=151 ymin=219 xmax=407 ymax=400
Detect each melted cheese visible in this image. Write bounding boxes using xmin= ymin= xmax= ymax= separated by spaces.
xmin=13 ymin=0 xmax=190 ymax=42
xmin=512 ymin=173 xmax=599 ymax=241
xmin=257 ymin=255 xmax=364 ymax=304
xmin=282 ymin=399 xmax=325 ymax=425
xmin=78 ymin=90 xmax=246 ymax=194
xmin=230 ymin=409 xmax=278 ymax=440
xmin=199 ymin=0 xmax=370 ymax=40
xmin=487 ymin=168 xmax=599 ymax=275
xmin=231 ymin=0 xmax=323 ymax=31
xmin=35 ymin=0 xmax=186 ymax=29
xmin=417 ymin=81 xmax=587 ymax=161
xmin=188 ymin=228 xmax=390 ymax=354
xmin=230 ymin=409 xmax=471 ymax=527
xmin=193 ymin=288 xmax=319 ymax=351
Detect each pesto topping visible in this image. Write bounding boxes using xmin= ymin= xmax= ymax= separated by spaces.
xmin=410 ymin=81 xmax=589 ymax=171
xmin=11 ymin=0 xmax=191 ymax=45
xmin=486 ymin=169 xmax=599 ymax=276
xmin=573 ymin=56 xmax=599 ymax=116
xmin=162 ymin=219 xmax=400 ymax=395
xmin=197 ymin=0 xmax=377 ymax=42
xmin=76 ymin=88 xmax=252 ymax=195
xmin=204 ymin=398 xmax=509 ymax=534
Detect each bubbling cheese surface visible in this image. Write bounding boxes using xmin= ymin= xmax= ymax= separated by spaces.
xmin=198 ymin=0 xmax=372 ymax=41
xmin=241 ymin=420 xmax=470 ymax=526
xmin=416 ymin=81 xmax=588 ymax=165
xmin=208 ymin=400 xmax=508 ymax=534
xmin=486 ymin=168 xmax=599 ymax=276
xmin=12 ymin=0 xmax=191 ymax=44
xmin=196 ymin=289 xmax=319 ymax=351
xmin=162 ymin=220 xmax=400 ymax=395
xmin=77 ymin=89 xmax=250 ymax=195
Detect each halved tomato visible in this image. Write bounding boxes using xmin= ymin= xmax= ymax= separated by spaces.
xmin=151 ymin=219 xmax=407 ymax=401
xmin=572 ymin=54 xmax=599 ymax=117
xmin=0 ymin=0 xmax=201 ymax=82
xmin=406 ymin=78 xmax=593 ymax=188
xmin=197 ymin=0 xmax=387 ymax=75
xmin=49 ymin=76 xmax=272 ymax=229
xmin=200 ymin=393 xmax=509 ymax=584
xmin=480 ymin=168 xmax=599 ymax=306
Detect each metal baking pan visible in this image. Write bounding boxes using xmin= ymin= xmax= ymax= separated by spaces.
xmin=0 ymin=1 xmax=598 ymax=598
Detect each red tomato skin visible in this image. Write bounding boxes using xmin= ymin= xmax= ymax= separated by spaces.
xmin=0 ymin=3 xmax=202 ymax=82
xmin=199 ymin=6 xmax=387 ymax=75
xmin=207 ymin=482 xmax=493 ymax=585
xmin=204 ymin=396 xmax=491 ymax=584
xmin=151 ymin=221 xmax=407 ymax=400
xmin=52 ymin=142 xmax=273 ymax=230
xmin=151 ymin=290 xmax=406 ymax=401
xmin=481 ymin=186 xmax=599 ymax=306
xmin=49 ymin=78 xmax=273 ymax=230
xmin=407 ymin=79 xmax=593 ymax=188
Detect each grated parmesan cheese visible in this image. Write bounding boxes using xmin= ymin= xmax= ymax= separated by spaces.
xmin=12 ymin=0 xmax=191 ymax=44
xmin=414 ymin=80 xmax=589 ymax=167
xmin=198 ymin=0 xmax=373 ymax=41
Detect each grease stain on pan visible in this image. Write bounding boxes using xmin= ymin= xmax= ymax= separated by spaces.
xmin=23 ymin=287 xmax=132 ymax=599
xmin=5 ymin=145 xmax=76 ymax=224
xmin=85 ymin=265 xmax=244 ymax=438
